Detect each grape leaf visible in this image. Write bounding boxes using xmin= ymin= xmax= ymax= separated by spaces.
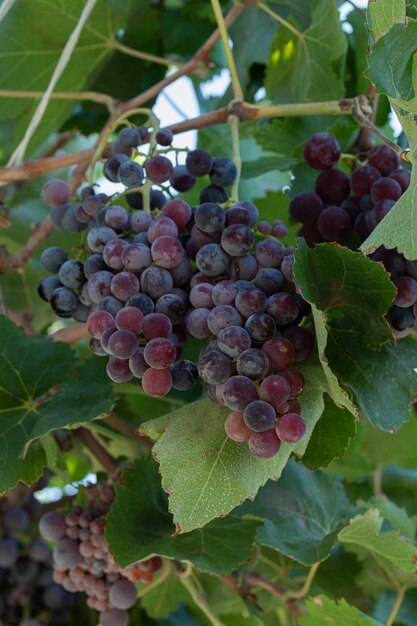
xmin=0 ymin=0 xmax=137 ymax=161
xmin=142 ymin=356 xmax=345 ymax=533
xmin=327 ymin=327 xmax=417 ymax=431
xmin=105 ymin=456 xmax=260 ymax=575
xmin=301 ymin=395 xmax=357 ymax=469
xmin=0 ymin=318 xmax=114 ymax=492
xmin=265 ymin=0 xmax=347 ymax=104
xmin=294 ymin=241 xmax=395 ymax=349
xmin=138 ymin=565 xmax=190 ymax=619
xmin=235 ymin=460 xmax=355 ymax=565
xmin=338 ymin=509 xmax=417 ymax=576
xmin=367 ymin=0 xmax=405 ymax=41
xmin=299 ymin=595 xmax=382 ymax=626
xmin=369 ymin=497 xmax=417 ymax=539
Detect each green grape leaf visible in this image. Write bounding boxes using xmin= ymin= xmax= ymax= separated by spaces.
xmin=105 ymin=456 xmax=260 ymax=575
xmin=0 ymin=318 xmax=114 ymax=492
xmin=265 ymin=0 xmax=347 ymax=104
xmin=367 ymin=0 xmax=405 ymax=40
xmin=294 ymin=241 xmax=395 ymax=349
xmin=143 ymin=355 xmax=345 ymax=533
xmin=338 ymin=508 xmax=417 ymax=576
xmin=236 ymin=460 xmax=355 ymax=566
xmin=0 ymin=0 xmax=138 ymax=161
xmin=369 ymin=497 xmax=417 ymax=539
xmin=138 ymin=564 xmax=190 ymax=619
xmin=301 ymin=395 xmax=357 ymax=469
xmin=327 ymin=328 xmax=417 ymax=431
xmin=299 ymin=595 xmax=382 ymax=626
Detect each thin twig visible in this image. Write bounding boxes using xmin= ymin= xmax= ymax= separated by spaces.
xmin=223 ymin=571 xmax=301 ymax=617
xmin=180 ymin=574 xmax=227 ymax=626
xmin=109 ymin=40 xmax=179 ymax=68
xmin=351 ymin=101 xmax=406 ymax=157
xmin=1 ymin=218 xmax=53 ymax=270
xmin=103 ymin=413 xmax=153 ymax=451
xmin=0 ymin=89 xmax=116 ymax=108
xmin=8 ymin=0 xmax=100 ymax=166
xmin=385 ymin=587 xmax=406 ymax=626
xmin=284 ymin=562 xmax=320 ymax=600
xmin=258 ymin=2 xmax=302 ymax=38
xmin=75 ymin=427 xmax=119 ymax=477
xmin=210 ymin=0 xmax=243 ymax=101
xmin=228 ymin=115 xmax=241 ymax=202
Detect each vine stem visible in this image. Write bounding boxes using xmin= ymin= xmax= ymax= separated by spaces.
xmin=258 ymin=2 xmax=302 ymax=38
xmin=385 ymin=587 xmax=406 ymax=626
xmin=229 ymin=114 xmax=241 ymax=202
xmin=372 ymin=466 xmax=383 ymax=497
xmin=285 ymin=562 xmax=320 ymax=599
xmin=8 ymin=0 xmax=99 ymax=166
xmin=210 ymin=0 xmax=243 ymax=101
xmin=109 ymin=40 xmax=180 ymax=68
xmin=180 ymin=575 xmax=227 ymax=626
xmin=75 ymin=427 xmax=119 ymax=477
xmin=0 ymin=89 xmax=116 ymax=109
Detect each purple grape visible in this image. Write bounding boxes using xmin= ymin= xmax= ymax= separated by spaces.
xmin=127 ymin=293 xmax=155 ymax=315
xmin=162 ymin=199 xmax=192 ymax=228
xmin=390 ymin=168 xmax=410 ymax=192
xmin=50 ymin=287 xmax=78 ymax=316
xmin=108 ymin=329 xmax=138 ymax=359
xmin=221 ymin=224 xmax=254 ymax=256
xmin=42 ymin=178 xmax=71 ymax=207
xmin=39 ymin=512 xmax=66 ymax=541
xmin=118 ymin=160 xmax=144 ymax=187
xmin=103 ymin=238 xmax=129 ymax=270
xmin=249 ymin=429 xmax=281 ymax=458
xmin=87 ymin=226 xmax=117 ymax=253
xmin=374 ymin=199 xmax=396 ymax=223
xmin=170 ymin=165 xmax=196 ymax=192
xmin=171 ymin=360 xmax=198 ymax=390
xmin=156 ymin=128 xmax=173 ymax=146
xmin=303 ymin=133 xmax=340 ymax=170
xmin=110 ymin=272 xmax=140 ymax=301
xmin=155 ymin=294 xmax=186 ymax=324
xmin=186 ymin=308 xmax=210 ymax=339
xmin=122 ymin=242 xmax=152 ymax=272
xmin=190 ymin=283 xmax=214 ymax=309
xmin=129 ymin=349 xmax=149 ymax=378
xmin=40 ymin=246 xmax=67 ymax=273
xmin=198 ymin=350 xmax=233 ymax=384
xmin=289 ymin=192 xmax=323 ymax=223
xmin=225 ymin=411 xmax=253 ymax=442
xmin=53 ymin=539 xmax=81 ymax=569
xmin=107 ymin=357 xmax=133 ymax=382
xmin=151 ymin=236 xmax=184 ymax=269
xmin=212 ymin=280 xmax=239 ymax=306
xmin=282 ymin=326 xmax=314 ymax=361
xmin=368 ymin=144 xmax=400 ymax=176
xmin=200 ymin=184 xmax=228 ymax=204
xmin=255 ymin=239 xmax=284 ymax=267
xmin=38 ymin=276 xmax=62 ymax=302
xmin=207 ymin=305 xmax=242 ymax=335
xmin=236 ymin=348 xmax=269 ymax=380
xmin=101 ymin=608 xmax=129 ymax=626
xmin=131 ymin=210 xmax=153 ymax=233
xmin=276 ymin=413 xmax=306 ymax=443
xmin=266 ymin=293 xmax=299 ymax=325
xmin=87 ymin=271 xmax=115 ymax=304
xmin=254 ymin=268 xmax=284 ymax=295
xmin=105 ymin=205 xmax=129 ymax=230
xmin=195 ymin=202 xmax=226 ymax=233
xmin=209 ymin=157 xmax=237 ymax=187
xmin=109 ymin=579 xmax=137 ymax=609
xmin=279 ymin=369 xmax=305 ymax=397
xmin=245 ymin=312 xmax=276 ymax=342
xmin=244 ymin=400 xmax=276 ymax=432
xmin=235 ymin=286 xmax=267 ymax=318
xmin=229 ymin=254 xmax=258 ymax=281
xmin=370 ymin=177 xmax=402 ymax=203
xmin=393 ymin=276 xmax=417 ymax=307
xmin=315 ymin=168 xmax=350 ymax=204
xmin=142 ymin=368 xmax=172 ymax=397
xmin=317 ymin=206 xmax=352 ymax=244
xmin=146 ymin=155 xmax=174 ymax=183
xmin=196 ymin=243 xmax=229 ymax=276
xmin=222 ymin=375 xmax=258 ymax=411
xmin=104 ymin=154 xmax=129 ymax=182
xmin=217 ymin=325 xmax=251 ymax=357
xmin=0 ymin=537 xmax=19 ymax=567
xmin=350 ymin=165 xmax=381 ymax=196
xmin=186 ymin=149 xmax=214 ymax=176
xmin=143 ymin=312 xmax=172 ymax=339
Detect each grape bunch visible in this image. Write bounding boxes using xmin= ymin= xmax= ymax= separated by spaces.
xmin=38 ymin=122 xmax=315 ymax=459
xmin=289 ymin=132 xmax=416 ymax=332
xmin=0 ymin=484 xmax=75 ymax=626
xmin=39 ymin=481 xmax=162 ymax=626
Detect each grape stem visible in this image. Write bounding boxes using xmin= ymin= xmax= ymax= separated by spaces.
xmin=75 ymin=427 xmax=119 ymax=477
xmin=229 ymin=114 xmax=241 ymax=202
xmin=351 ymin=101 xmax=408 ymax=159
xmin=257 ymin=2 xmax=303 ymax=38
xmin=385 ymin=587 xmax=406 ymax=626
xmin=108 ymin=40 xmax=182 ymax=68
xmin=210 ymin=0 xmax=243 ymax=101
xmin=0 ymin=89 xmax=117 ymax=111
xmin=180 ymin=573 xmax=227 ymax=626
xmin=284 ymin=562 xmax=320 ymax=599
xmin=223 ymin=571 xmax=301 ymax=617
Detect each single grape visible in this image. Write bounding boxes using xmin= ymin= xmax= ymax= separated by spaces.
xmin=315 ymin=168 xmax=350 ymax=204
xmin=281 ymin=254 xmax=294 ymax=284
xmin=212 ymin=280 xmax=239 ymax=306
xmin=236 ymin=348 xmax=269 ymax=380
xmin=39 ymin=511 xmax=66 ymax=541
xmin=58 ymin=259 xmax=85 ymax=289
xmin=38 ymin=276 xmax=63 ymax=302
xmin=144 ymin=338 xmax=176 ymax=368
xmin=127 ymin=188 xmax=166 ymax=211
xmin=289 ymin=192 xmax=323 ymax=223
xmin=272 ymin=220 xmax=288 ymax=238
xmin=170 ymin=165 xmax=196 ymax=192
xmin=87 ymin=226 xmax=117 ymax=253
xmin=254 ymin=268 xmax=284 ymax=296
xmin=156 ymin=128 xmax=173 ymax=146
xmin=104 ymin=154 xmax=129 ymax=182
xmin=4 ymin=506 xmax=30 ymax=531
xmin=278 ymin=369 xmax=305 ymax=397
xmin=226 ymin=205 xmax=253 ymax=227
xmin=393 ymin=276 xmax=417 ymax=307
xmin=170 ymin=256 xmax=194 ymax=287
xmin=199 ymin=350 xmax=233 ymax=384
xmin=107 ymin=357 xmax=133 ymax=382
xmin=195 ymin=202 xmax=226 ymax=233
xmin=96 ymin=295 xmax=124 ymax=317
xmin=83 ymin=194 xmax=102 ymax=216
xmin=259 ymin=374 xmax=291 ymax=409
xmin=255 ymin=239 xmax=284 ymax=267
xmin=390 ymin=168 xmax=410 ymax=192
xmin=105 ymin=205 xmax=129 ymax=230
xmin=53 ymin=539 xmax=81 ymax=569
xmin=40 ymin=246 xmax=68 ymax=273
xmin=370 ymin=177 xmax=402 ymax=203
xmin=374 ymin=198 xmax=396 ymax=223
xmin=276 ymin=413 xmax=306 ymax=443
xmin=87 ymin=310 xmax=115 ymax=338
xmin=118 ymin=160 xmax=145 ymax=187
xmin=100 ymin=608 xmax=129 ymax=626
xmin=162 ymin=199 xmax=192 ymax=228
xmin=262 ymin=337 xmax=295 ymax=370
xmin=143 ymin=312 xmax=172 ymax=340
xmin=131 ymin=210 xmax=153 ymax=233
xmin=28 ymin=537 xmax=51 ymax=563
xmin=142 ymin=367 xmax=172 ymax=396
xmin=196 ymin=243 xmax=229 ymax=276
xmin=189 ymin=283 xmax=213 ymax=309
xmin=151 ymin=236 xmax=184 ymax=269
xmin=50 ymin=287 xmax=78 ymax=316
xmin=186 ymin=149 xmax=214 ymax=176
xmin=117 ymin=127 xmax=141 ymax=149
xmin=235 ymin=286 xmax=267 ymax=318
xmin=109 ymin=579 xmax=137 ymax=610
xmin=248 ymin=429 xmax=281 ymax=458
xmin=244 ymin=400 xmax=276 ymax=432
xmin=42 ymin=178 xmax=71 ymax=207
xmin=186 ymin=308 xmax=211 ymax=339
xmin=200 ymin=184 xmax=228 ymax=204
xmin=218 ymin=325 xmax=251 ymax=358
xmin=207 ymin=304 xmax=242 ymax=335
xmin=389 ymin=305 xmax=417 ymax=330
xmin=108 ymin=329 xmax=138 ymax=359
xmin=145 ymin=155 xmax=174 ymax=183
xmin=341 ymin=196 xmax=363 ymax=221
xmin=84 ymin=254 xmax=108 ymax=279
xmin=221 ymin=224 xmax=254 ymax=256
xmin=258 ymin=221 xmax=272 ymax=235
xmin=127 ymin=293 xmax=155 ymax=315
xmin=317 ymin=206 xmax=352 ymax=244
xmin=368 ymin=144 xmax=400 ymax=176
xmin=225 ymin=411 xmax=253 ymax=442
xmin=62 ymin=205 xmax=88 ymax=232
xmin=266 ymin=293 xmax=299 ymax=325
xmin=303 ymin=133 xmax=340 ymax=170
xmin=155 ymin=293 xmax=186 ymax=324
xmin=350 ymin=165 xmax=381 ymax=196
xmin=110 ymin=272 xmax=140 ymax=302
xmin=209 ymin=157 xmax=237 ymax=187
xmin=171 ymin=360 xmax=198 ymax=390
xmin=222 ymin=375 xmax=258 ymax=411
xmin=229 ymin=254 xmax=258 ymax=281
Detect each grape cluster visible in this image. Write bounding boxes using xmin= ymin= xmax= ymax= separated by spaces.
xmin=38 ymin=124 xmax=315 ymax=458
xmin=39 ymin=482 xmax=162 ymax=626
xmin=0 ymin=484 xmax=74 ymax=626
xmin=290 ymin=133 xmax=416 ymax=332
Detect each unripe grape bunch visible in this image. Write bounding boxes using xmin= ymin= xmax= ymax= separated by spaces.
xmin=39 ymin=481 xmax=162 ymax=626
xmin=0 ymin=482 xmax=75 ymax=626
xmin=38 ymin=121 xmax=314 ymax=459
xmin=289 ymin=132 xmax=415 ymax=333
